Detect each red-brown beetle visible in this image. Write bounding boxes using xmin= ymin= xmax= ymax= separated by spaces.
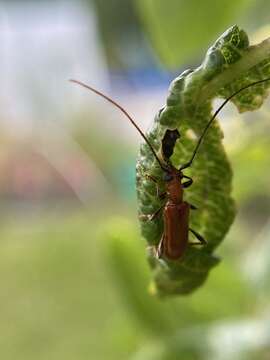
xmin=70 ymin=78 xmax=270 ymax=260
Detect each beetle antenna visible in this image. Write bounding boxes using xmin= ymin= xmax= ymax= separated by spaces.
xmin=180 ymin=77 xmax=270 ymax=170
xmin=70 ymin=79 xmax=166 ymax=171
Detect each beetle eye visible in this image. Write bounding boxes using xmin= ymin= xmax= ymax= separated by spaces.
xmin=164 ymin=173 xmax=173 ymax=181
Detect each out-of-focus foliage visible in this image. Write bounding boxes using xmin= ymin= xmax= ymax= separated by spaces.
xmin=135 ymin=0 xmax=253 ymax=67
xmin=72 ymin=113 xmax=136 ymax=199
xmin=91 ymin=0 xmax=148 ymax=69
xmin=0 ymin=211 xmax=144 ymax=360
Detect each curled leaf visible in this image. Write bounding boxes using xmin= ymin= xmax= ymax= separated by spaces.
xmin=136 ymin=25 xmax=270 ymax=296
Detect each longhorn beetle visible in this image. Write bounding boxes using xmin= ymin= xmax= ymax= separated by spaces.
xmin=70 ymin=78 xmax=270 ymax=260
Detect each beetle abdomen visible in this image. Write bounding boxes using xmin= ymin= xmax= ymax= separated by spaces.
xmin=162 ymin=202 xmax=190 ymax=260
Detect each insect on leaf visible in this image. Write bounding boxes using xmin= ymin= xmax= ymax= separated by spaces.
xmin=136 ymin=25 xmax=270 ymax=296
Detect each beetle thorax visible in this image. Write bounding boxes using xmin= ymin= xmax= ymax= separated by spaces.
xmin=164 ymin=167 xmax=183 ymax=204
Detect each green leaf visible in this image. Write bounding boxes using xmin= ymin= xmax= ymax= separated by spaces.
xmin=135 ymin=0 xmax=253 ymax=67
xmin=136 ymin=25 xmax=270 ymax=296
xmin=103 ymin=217 xmax=251 ymax=330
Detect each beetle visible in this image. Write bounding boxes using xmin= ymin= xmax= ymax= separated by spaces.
xmin=70 ymin=77 xmax=270 ymax=260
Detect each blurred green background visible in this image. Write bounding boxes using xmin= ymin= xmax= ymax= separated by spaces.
xmin=1 ymin=1 xmax=270 ymax=359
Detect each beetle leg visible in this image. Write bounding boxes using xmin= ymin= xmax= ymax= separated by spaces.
xmin=182 ymin=175 xmax=193 ymax=188
xmin=158 ymin=191 xmax=167 ymax=200
xmin=139 ymin=204 xmax=165 ymax=222
xmin=138 ymin=214 xmax=150 ymax=221
xmin=144 ymin=173 xmax=158 ymax=183
xmin=158 ymin=107 xmax=165 ymax=117
xmin=189 ymin=228 xmax=207 ymax=245
xmin=180 ymin=162 xmax=191 ymax=171
xmin=144 ymin=174 xmax=167 ymax=200
xmin=156 ymin=234 xmax=164 ymax=258
xmin=144 ymin=174 xmax=165 ymax=198
xmin=149 ymin=205 xmax=165 ymax=221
